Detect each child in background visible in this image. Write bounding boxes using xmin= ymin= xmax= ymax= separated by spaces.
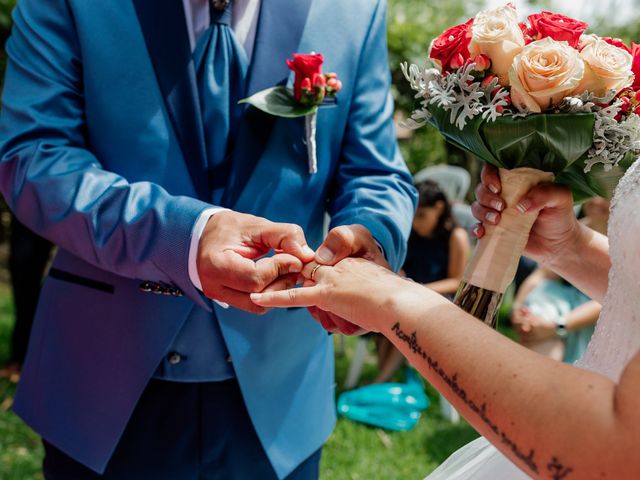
xmin=511 ymin=197 xmax=609 ymax=363
xmin=373 ymin=180 xmax=470 ymax=384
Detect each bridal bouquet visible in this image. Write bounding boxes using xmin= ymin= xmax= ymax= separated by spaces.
xmin=402 ymin=4 xmax=640 ymax=326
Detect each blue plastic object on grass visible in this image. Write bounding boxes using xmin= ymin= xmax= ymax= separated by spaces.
xmin=337 ymin=369 xmax=430 ymax=431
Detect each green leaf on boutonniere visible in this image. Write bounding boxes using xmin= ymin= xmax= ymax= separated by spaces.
xmin=239 ymin=86 xmax=319 ymax=118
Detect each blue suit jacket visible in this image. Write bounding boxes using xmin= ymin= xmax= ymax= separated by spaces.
xmin=0 ymin=0 xmax=417 ymax=477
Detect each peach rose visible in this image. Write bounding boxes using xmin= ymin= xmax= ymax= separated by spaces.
xmin=575 ymin=38 xmax=634 ymax=97
xmin=508 ymin=37 xmax=585 ymax=112
xmin=469 ymin=4 xmax=525 ymax=85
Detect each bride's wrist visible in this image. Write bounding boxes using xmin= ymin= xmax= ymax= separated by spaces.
xmin=543 ymin=222 xmax=590 ymax=272
xmin=380 ymin=278 xmax=447 ymax=323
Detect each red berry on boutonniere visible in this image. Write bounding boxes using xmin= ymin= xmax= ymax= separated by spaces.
xmin=326 ymin=74 xmax=342 ymax=94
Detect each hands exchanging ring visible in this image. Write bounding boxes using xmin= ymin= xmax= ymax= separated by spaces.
xmin=251 ymin=256 xmax=409 ymax=335
xmin=196 ymin=211 xmax=390 ymax=335
xmin=305 ymin=224 xmax=390 ymax=336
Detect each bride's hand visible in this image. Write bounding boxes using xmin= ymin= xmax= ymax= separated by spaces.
xmin=250 ymin=258 xmax=422 ymax=333
xmin=473 ymin=164 xmax=583 ymax=266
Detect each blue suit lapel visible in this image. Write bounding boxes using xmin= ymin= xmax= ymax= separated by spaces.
xmin=222 ymin=0 xmax=313 ymax=208
xmin=132 ymin=0 xmax=210 ymax=201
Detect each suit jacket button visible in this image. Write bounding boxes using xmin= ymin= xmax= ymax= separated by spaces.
xmin=226 ymin=355 xmax=232 ymax=363
xmin=168 ymin=352 xmax=182 ymax=365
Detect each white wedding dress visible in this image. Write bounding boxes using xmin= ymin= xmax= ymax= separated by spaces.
xmin=426 ymin=159 xmax=640 ymax=479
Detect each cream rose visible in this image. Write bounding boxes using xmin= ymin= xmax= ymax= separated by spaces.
xmin=575 ymin=38 xmax=634 ymax=97
xmin=508 ymin=37 xmax=585 ymax=113
xmin=577 ymin=33 xmax=599 ymax=51
xmin=469 ymin=4 xmax=525 ymax=85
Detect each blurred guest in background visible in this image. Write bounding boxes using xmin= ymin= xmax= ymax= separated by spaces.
xmin=403 ymin=180 xmax=470 ymax=296
xmin=510 ymin=197 xmax=609 ymax=363
xmin=374 ymin=180 xmax=469 ymax=384
xmin=511 ymin=267 xmax=600 ymax=362
xmin=0 ymin=216 xmax=52 ymax=381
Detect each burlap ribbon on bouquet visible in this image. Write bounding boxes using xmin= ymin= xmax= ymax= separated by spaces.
xmin=463 ymin=168 xmax=554 ymax=294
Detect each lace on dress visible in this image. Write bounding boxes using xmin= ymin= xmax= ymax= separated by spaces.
xmin=576 ymin=159 xmax=640 ymax=381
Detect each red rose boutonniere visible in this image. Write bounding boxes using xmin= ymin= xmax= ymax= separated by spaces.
xmin=240 ymin=53 xmax=341 ymax=174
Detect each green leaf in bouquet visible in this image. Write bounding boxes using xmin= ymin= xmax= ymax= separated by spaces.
xmin=239 ymin=86 xmax=318 ymax=118
xmin=556 ymin=151 xmax=636 ymax=202
xmin=425 ymin=104 xmax=633 ymax=200
xmin=427 ymin=105 xmax=498 ymax=165
xmin=427 ymin=106 xmax=596 ymax=174
xmin=480 ymin=113 xmax=596 ymax=172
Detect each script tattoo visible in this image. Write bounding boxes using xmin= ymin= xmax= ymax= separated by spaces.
xmin=548 ymin=457 xmax=573 ymax=480
xmin=391 ymin=322 xmax=574 ymax=479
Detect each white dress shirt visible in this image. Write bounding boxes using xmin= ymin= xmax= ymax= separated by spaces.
xmin=184 ymin=0 xmax=261 ymax=293
xmin=182 ymin=0 xmax=260 ymax=59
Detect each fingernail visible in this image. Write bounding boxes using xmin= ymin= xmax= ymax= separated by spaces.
xmin=316 ymin=246 xmax=335 ymax=263
xmin=302 ymin=245 xmax=315 ymax=257
xmin=516 ymin=200 xmax=531 ymax=213
xmin=489 ymin=184 xmax=499 ymax=194
xmin=250 ymin=293 xmax=262 ymax=301
xmin=491 ymin=199 xmax=504 ymax=211
xmin=486 ymin=212 xmax=498 ymax=223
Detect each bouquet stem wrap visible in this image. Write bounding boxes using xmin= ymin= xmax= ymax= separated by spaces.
xmin=454 ymin=167 xmax=554 ymax=327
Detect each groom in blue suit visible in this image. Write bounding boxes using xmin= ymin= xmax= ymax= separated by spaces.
xmin=0 ymin=0 xmax=416 ymax=478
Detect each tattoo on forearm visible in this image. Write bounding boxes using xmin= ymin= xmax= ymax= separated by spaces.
xmin=391 ymin=322 xmax=573 ymax=479
xmin=547 ymin=457 xmax=573 ymax=480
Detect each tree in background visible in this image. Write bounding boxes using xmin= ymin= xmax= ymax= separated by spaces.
xmin=387 ymin=0 xmax=481 ymax=175
xmin=0 ymin=0 xmax=14 ymax=52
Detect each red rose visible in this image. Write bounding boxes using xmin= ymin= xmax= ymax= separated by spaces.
xmin=631 ymin=43 xmax=640 ymax=90
xmin=519 ymin=22 xmax=534 ymax=45
xmin=286 ymin=53 xmax=324 ymax=101
xmin=527 ymin=12 xmax=588 ymax=49
xmin=429 ymin=19 xmax=474 ymax=72
xmin=602 ymin=37 xmax=631 ymax=54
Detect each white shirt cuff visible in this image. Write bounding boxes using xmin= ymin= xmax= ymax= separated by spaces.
xmin=374 ymin=239 xmax=385 ymax=257
xmin=188 ymin=207 xmax=231 ymax=308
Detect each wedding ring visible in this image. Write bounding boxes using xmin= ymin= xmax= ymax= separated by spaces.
xmin=310 ymin=264 xmax=323 ymax=282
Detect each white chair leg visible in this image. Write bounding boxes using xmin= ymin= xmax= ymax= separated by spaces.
xmin=344 ymin=338 xmax=368 ymax=389
xmin=439 ymin=393 xmax=460 ymax=423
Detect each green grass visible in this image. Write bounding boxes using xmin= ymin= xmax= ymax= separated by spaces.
xmin=321 ymin=338 xmax=479 ymax=479
xmin=0 ymin=289 xmax=482 ymax=479
xmin=0 ymin=287 xmax=43 ymax=480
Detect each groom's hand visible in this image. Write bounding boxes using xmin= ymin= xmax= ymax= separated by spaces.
xmin=197 ymin=211 xmax=315 ymax=314
xmin=311 ymin=224 xmax=389 ymax=335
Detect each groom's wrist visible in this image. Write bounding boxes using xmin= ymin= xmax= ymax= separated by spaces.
xmin=188 ymin=207 xmax=231 ymax=307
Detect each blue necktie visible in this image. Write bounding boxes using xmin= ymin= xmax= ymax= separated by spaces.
xmin=194 ymin=0 xmax=249 ymax=205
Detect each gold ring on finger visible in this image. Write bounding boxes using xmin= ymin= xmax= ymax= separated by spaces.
xmin=310 ymin=264 xmax=322 ymax=282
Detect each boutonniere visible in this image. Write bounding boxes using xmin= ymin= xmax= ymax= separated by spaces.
xmin=240 ymin=53 xmax=342 ymax=174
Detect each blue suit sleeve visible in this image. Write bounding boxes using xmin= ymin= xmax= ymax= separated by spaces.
xmin=327 ymin=0 xmax=418 ymax=272
xmin=0 ymin=0 xmax=211 ymax=306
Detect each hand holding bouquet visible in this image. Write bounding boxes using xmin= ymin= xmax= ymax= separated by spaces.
xmin=403 ymin=4 xmax=640 ymax=326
